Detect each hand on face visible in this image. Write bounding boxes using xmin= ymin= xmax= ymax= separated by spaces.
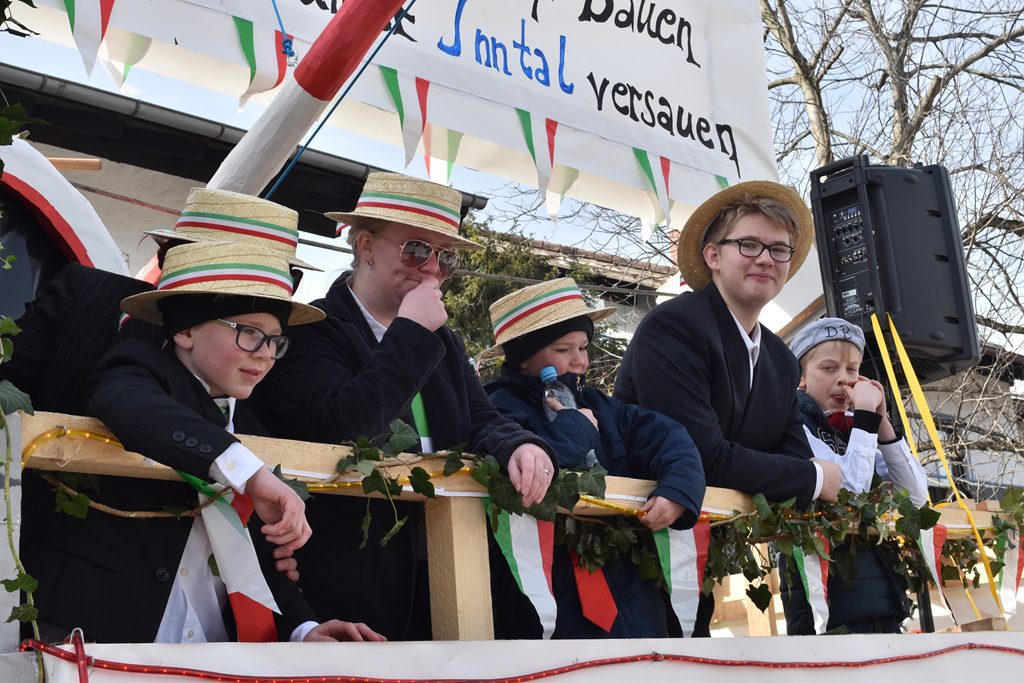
xmin=847 ymin=379 xmax=883 ymax=413
xmin=396 ymin=276 xmax=448 ymax=331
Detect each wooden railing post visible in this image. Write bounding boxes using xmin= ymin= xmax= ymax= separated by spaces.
xmin=424 ymin=497 xmax=493 ymax=640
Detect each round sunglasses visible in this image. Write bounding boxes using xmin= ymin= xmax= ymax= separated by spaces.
xmin=375 ymin=233 xmax=460 ymax=277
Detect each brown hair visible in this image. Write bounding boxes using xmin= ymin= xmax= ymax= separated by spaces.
xmin=702 ymin=194 xmax=800 ymax=247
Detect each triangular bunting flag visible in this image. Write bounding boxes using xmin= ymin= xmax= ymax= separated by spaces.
xmin=653 ymin=518 xmax=710 ymax=637
xmin=423 ymin=125 xmax=464 ymax=185
xmin=200 ymin=493 xmax=280 ymax=641
xmin=997 ymin=528 xmax=1022 ymax=617
xmin=381 ymin=66 xmax=430 ymax=168
xmin=234 ymin=17 xmax=288 ymax=108
xmin=484 ymin=500 xmax=557 ymax=639
xmin=919 ymin=524 xmax=949 ymax=606
xmin=633 ymin=148 xmax=673 ymax=232
xmin=99 ymin=28 xmax=151 ymax=88
xmin=515 ymin=110 xmax=579 ymax=219
xmin=62 ymin=0 xmax=116 ymax=75
xmin=792 ymin=538 xmax=830 ymax=634
xmin=568 ymin=549 xmax=618 ymax=632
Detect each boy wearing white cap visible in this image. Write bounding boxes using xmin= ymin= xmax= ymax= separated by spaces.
xmin=781 ymin=317 xmax=928 ymax=634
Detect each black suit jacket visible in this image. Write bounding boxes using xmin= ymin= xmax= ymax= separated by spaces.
xmin=23 ymin=339 xmax=314 ymax=643
xmin=614 ymin=283 xmax=816 ymax=508
xmin=251 ymin=272 xmax=552 ymax=640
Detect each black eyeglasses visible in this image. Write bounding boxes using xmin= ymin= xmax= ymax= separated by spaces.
xmin=718 ymin=238 xmax=796 ymax=263
xmin=375 ymin=233 xmax=460 ymax=277
xmin=214 ymin=319 xmax=290 ymax=359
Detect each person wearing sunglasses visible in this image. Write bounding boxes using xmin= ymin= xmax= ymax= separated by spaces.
xmin=251 ymin=172 xmax=556 ymax=641
xmin=614 ymin=181 xmax=843 ymax=636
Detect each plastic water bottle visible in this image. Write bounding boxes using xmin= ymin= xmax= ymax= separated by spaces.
xmin=540 ymin=366 xmax=598 ymax=467
xmin=540 ymin=365 xmax=577 ymax=420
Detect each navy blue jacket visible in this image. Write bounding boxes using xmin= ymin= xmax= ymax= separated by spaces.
xmin=486 ymin=367 xmax=705 ymax=638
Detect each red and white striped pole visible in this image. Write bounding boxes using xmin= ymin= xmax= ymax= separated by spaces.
xmin=208 ymin=0 xmax=407 ymax=194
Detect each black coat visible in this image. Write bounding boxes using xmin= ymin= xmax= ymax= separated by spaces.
xmin=251 ymin=273 xmax=552 ymax=640
xmin=486 ymin=368 xmax=705 ymax=638
xmin=613 ymin=283 xmax=816 ymax=507
xmin=22 ymin=339 xmax=315 ymax=643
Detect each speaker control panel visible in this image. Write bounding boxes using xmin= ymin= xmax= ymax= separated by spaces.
xmin=823 ymin=203 xmax=875 ymax=317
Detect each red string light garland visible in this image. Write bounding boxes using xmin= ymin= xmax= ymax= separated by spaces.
xmin=21 ymin=637 xmax=1024 ymax=683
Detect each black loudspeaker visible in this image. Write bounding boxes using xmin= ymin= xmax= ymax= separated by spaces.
xmin=809 ymin=155 xmax=979 ymax=385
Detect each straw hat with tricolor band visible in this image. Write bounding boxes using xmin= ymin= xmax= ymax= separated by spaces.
xmin=479 ymin=278 xmax=616 ymax=361
xmin=145 ymin=187 xmax=321 ymax=271
xmin=120 ymin=241 xmax=325 ymax=327
xmin=325 ymin=172 xmax=482 ymax=250
xmin=677 ymin=180 xmax=813 ymax=290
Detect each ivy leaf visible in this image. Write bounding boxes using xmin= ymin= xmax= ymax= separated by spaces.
xmin=552 ymin=471 xmax=581 ymax=511
xmin=753 ymin=493 xmax=772 ymax=520
xmin=380 ymin=516 xmax=408 ymax=547
xmin=470 ymin=455 xmax=501 ymax=488
xmin=525 ymin=487 xmax=558 ymax=522
xmin=0 ymin=379 xmax=33 ymax=415
xmin=361 ymin=470 xmax=391 ymax=498
xmin=487 ymin=475 xmax=525 ymax=516
xmin=443 ymin=450 xmax=465 ymax=477
xmin=408 ymin=466 xmax=435 ymax=499
xmin=358 ymin=509 xmax=372 ymax=550
xmin=746 ymin=583 xmax=773 ymax=612
xmin=0 ymin=316 xmax=21 ymax=337
xmin=207 ymin=553 xmax=220 ymax=578
xmin=355 ymin=459 xmax=378 ymax=477
xmin=383 ymin=419 xmax=421 ymax=456
xmin=272 ymin=464 xmax=310 ymax=501
xmin=55 ymin=489 xmax=89 ymax=519
xmin=918 ymin=503 xmax=941 ymax=531
xmin=352 ymin=436 xmax=381 ymax=461
xmin=6 ymin=603 xmax=38 ymax=624
xmin=578 ymin=464 xmax=607 ymax=498
xmin=1 ymin=572 xmax=38 ymax=593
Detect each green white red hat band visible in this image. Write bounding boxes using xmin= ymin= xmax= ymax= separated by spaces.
xmin=492 ymin=287 xmax=584 ymax=338
xmin=356 ymin=191 xmax=461 ymax=229
xmin=175 ymin=211 xmax=299 ymax=247
xmin=158 ymin=263 xmax=294 ymax=295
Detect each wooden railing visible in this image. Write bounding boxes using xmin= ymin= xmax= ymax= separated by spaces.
xmin=7 ymin=411 xmax=1007 ymax=640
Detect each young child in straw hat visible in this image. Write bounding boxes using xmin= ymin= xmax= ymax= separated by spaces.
xmin=780 ymin=318 xmax=927 ymax=634
xmin=69 ymin=241 xmax=385 ymax=644
xmin=483 ymin=278 xmax=705 ymax=639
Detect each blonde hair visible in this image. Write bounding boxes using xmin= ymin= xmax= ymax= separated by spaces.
xmin=703 ymin=194 xmax=801 ymax=247
xmin=798 ymin=339 xmax=863 ymax=377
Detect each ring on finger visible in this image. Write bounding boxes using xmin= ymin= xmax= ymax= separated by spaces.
xmin=541 ymin=468 xmax=551 ymax=475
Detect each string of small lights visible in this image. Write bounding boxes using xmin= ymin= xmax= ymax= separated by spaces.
xmin=21 ymin=634 xmax=1024 ymax=683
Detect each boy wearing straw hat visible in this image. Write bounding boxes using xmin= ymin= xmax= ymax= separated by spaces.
xmin=614 ymin=181 xmax=842 ymax=634
xmin=483 ymin=278 xmax=705 ymax=638
xmin=29 ymin=241 xmax=383 ymax=644
xmin=5 ymin=188 xmax=321 ymax=639
xmin=779 ymin=318 xmax=927 ymax=634
xmin=252 ymin=171 xmax=556 ymax=640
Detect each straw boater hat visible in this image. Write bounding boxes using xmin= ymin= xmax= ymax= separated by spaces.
xmin=479 ymin=278 xmax=616 ymax=361
xmin=120 ymin=241 xmax=325 ymax=327
xmin=325 ymin=171 xmax=482 ymax=250
xmin=144 ymin=187 xmax=321 ymax=271
xmin=677 ymin=180 xmax=813 ymax=290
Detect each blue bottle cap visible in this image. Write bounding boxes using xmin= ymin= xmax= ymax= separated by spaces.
xmin=539 ymin=366 xmax=558 ymax=383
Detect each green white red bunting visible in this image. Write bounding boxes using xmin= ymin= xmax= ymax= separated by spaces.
xmin=62 ymin=0 xmax=115 ymax=74
xmin=653 ymin=519 xmax=710 ymax=636
xmin=233 ymin=17 xmax=287 ymax=108
xmin=423 ymin=125 xmax=464 ymax=185
xmin=516 ymin=109 xmax=579 ymax=220
xmin=484 ymin=500 xmax=557 ymax=639
xmin=633 ymin=147 xmax=673 ymax=238
xmin=919 ymin=525 xmax=949 ymax=607
xmin=792 ymin=538 xmax=830 ymax=634
xmin=997 ymin=528 xmax=1022 ymax=617
xmin=100 ymin=29 xmax=152 ymax=88
xmin=381 ymin=66 xmax=431 ymax=170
